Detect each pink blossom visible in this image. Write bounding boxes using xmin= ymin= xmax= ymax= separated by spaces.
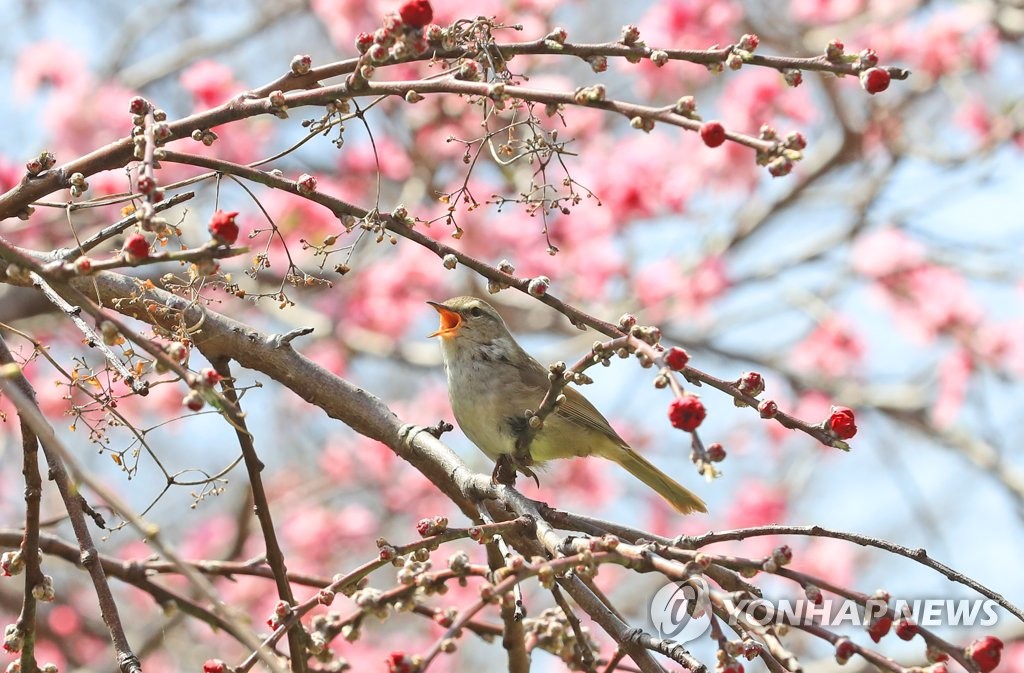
xmin=310 ymin=0 xmax=372 ymax=48
xmin=579 ymin=134 xmax=686 ymax=222
xmin=13 ymin=40 xmax=85 ymax=99
xmin=304 ymin=340 xmax=348 ymax=376
xmin=181 ymin=60 xmax=241 ymax=109
xmin=341 ymin=136 xmax=414 ymax=181
xmin=909 ymin=10 xmax=996 ymax=80
xmin=726 ymin=480 xmax=788 ymax=528
xmin=639 ymin=0 xmax=741 ymax=52
xmin=787 ymin=538 xmax=856 ymax=587
xmin=721 ymin=68 xmax=814 ymax=129
xmin=630 ymin=0 xmax=741 ymax=95
xmin=44 ymin=81 xmax=137 ymax=158
xmin=634 ymin=256 xmax=730 ymax=322
xmin=792 ymin=317 xmax=865 ymax=378
xmin=0 ymin=156 xmax=22 ymax=192
xmin=48 ymin=605 xmax=82 ymax=637
xmin=520 ymin=455 xmax=620 ymax=510
xmin=956 ymin=98 xmax=995 ymax=143
xmin=887 ymin=265 xmax=981 ymax=341
xmin=342 ymin=244 xmax=444 ymax=337
xmin=281 ymin=503 xmax=376 ymax=564
xmin=180 ymin=514 xmax=238 ymax=559
xmin=852 ymin=228 xmax=925 ymax=278
xmin=931 ymin=348 xmax=973 ymax=428
xmin=973 ymin=322 xmax=1016 ymax=368
xmin=1001 ymin=641 xmax=1024 ymax=673
xmin=789 ymin=0 xmax=865 ymax=24
xmin=634 ymin=259 xmax=685 ymax=322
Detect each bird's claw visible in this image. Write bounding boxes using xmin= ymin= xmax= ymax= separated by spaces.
xmin=492 ymin=454 xmax=518 ymax=486
xmin=491 ymin=454 xmax=540 ymax=488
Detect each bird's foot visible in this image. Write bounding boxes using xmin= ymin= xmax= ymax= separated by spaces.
xmin=492 ymin=454 xmax=541 ymax=488
xmin=492 ymin=454 xmax=518 ymax=486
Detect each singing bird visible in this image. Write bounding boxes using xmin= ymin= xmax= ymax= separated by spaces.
xmin=428 ymin=296 xmax=707 ymax=514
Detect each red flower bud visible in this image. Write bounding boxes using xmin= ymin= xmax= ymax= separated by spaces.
xmin=208 ymin=210 xmax=240 ymax=245
xmin=738 ymin=371 xmax=764 ymax=396
xmin=203 ymin=660 xmax=226 ymax=673
xmin=966 ymin=636 xmax=1003 ymax=673
xmin=664 ymin=347 xmax=689 ymax=371
xmin=201 ymin=368 xmax=223 ymax=386
xmin=183 ymin=390 xmax=204 ymax=411
xmin=834 ymin=638 xmax=855 ymax=664
xmin=388 ymin=652 xmax=414 ymax=673
xmin=706 ymin=442 xmax=726 ymax=462
xmin=355 ymin=32 xmax=374 ymax=53
xmin=860 ymin=67 xmax=891 ymax=94
xmin=129 ymin=96 xmax=150 ymax=116
xmin=398 ymin=0 xmax=433 ymax=29
xmin=700 ymin=121 xmax=726 ymax=148
xmin=895 ymin=618 xmax=918 ymax=641
xmin=668 ymin=395 xmax=706 ymax=431
xmin=867 ymin=615 xmax=892 ymax=643
xmin=122 ymin=233 xmax=150 ymax=261
xmin=826 ymin=406 xmax=857 ymax=439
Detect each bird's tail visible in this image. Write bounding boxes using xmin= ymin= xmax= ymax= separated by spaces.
xmin=602 ymin=446 xmax=707 ymax=514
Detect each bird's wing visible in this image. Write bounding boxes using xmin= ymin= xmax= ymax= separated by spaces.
xmin=516 ymin=358 xmax=627 ymax=445
xmin=556 ymin=385 xmax=629 ymax=446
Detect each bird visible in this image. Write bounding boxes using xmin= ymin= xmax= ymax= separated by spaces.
xmin=427 ymin=296 xmax=707 ymax=514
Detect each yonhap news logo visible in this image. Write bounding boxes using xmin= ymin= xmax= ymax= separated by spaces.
xmin=649 ymin=579 xmax=999 ymax=639
xmin=649 ymin=577 xmax=713 ymax=642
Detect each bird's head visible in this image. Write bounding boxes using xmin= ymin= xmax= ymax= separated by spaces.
xmin=427 ymin=296 xmax=515 ymax=348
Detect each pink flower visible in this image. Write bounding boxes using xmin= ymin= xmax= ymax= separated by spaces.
xmin=47 ymin=605 xmax=81 ymax=637
xmin=634 ymin=255 xmax=730 ymax=322
xmin=932 ymin=348 xmax=973 ymax=427
xmin=639 ymin=0 xmax=740 ymax=53
xmin=789 ymin=0 xmax=865 ymax=24
xmin=181 ymin=60 xmax=241 ymax=109
xmin=0 ymin=157 xmax=23 ymax=192
xmin=792 ymin=317 xmax=865 ymax=378
xmin=721 ymin=68 xmax=814 ymax=129
xmin=957 ymin=98 xmax=995 ymax=142
xmin=852 ymin=228 xmax=925 ymax=279
xmin=340 ymin=136 xmax=413 ymax=181
xmin=341 ymin=244 xmax=444 ymax=338
xmin=726 ymin=481 xmax=787 ymax=528
xmin=13 ymin=40 xmax=85 ymax=99
xmin=787 ymin=538 xmax=855 ymax=587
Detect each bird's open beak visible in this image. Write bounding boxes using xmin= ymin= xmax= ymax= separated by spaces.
xmin=427 ymin=301 xmax=462 ymax=338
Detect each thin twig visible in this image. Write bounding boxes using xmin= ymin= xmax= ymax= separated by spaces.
xmin=210 ymin=357 xmax=308 ymax=673
xmin=0 ymin=369 xmax=285 ymax=673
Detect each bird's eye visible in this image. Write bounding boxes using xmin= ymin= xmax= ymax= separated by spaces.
xmin=469 ymin=307 xmax=483 ymax=318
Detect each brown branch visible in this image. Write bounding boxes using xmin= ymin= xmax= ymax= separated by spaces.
xmin=0 ymin=370 xmax=285 ymax=673
xmin=487 ymin=543 xmax=531 ymax=673
xmin=0 ymin=339 xmax=142 ymax=673
xmin=52 ymin=190 xmax=195 ymax=261
xmin=676 ymin=524 xmax=1024 ymax=623
xmin=0 ymin=27 xmax=900 ymax=221
xmin=209 ymin=357 xmax=308 ymax=673
xmin=16 ymin=416 xmax=44 ymax=673
xmin=0 ymin=529 xmax=253 ymax=646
